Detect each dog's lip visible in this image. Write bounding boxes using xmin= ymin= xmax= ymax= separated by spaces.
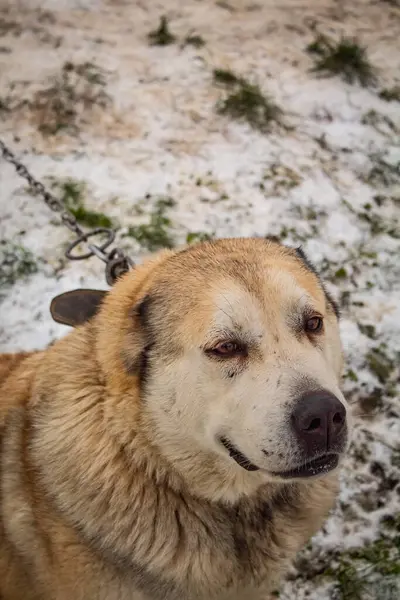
xmin=219 ymin=436 xmax=260 ymax=472
xmin=272 ymin=453 xmax=340 ymax=479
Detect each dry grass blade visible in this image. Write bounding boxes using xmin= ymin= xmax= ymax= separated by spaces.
xmin=307 ymin=35 xmax=378 ymax=87
xmin=213 ymin=69 xmax=282 ymax=132
xmin=148 ymin=16 xmax=176 ymax=46
xmin=32 ymin=61 xmax=110 ymax=135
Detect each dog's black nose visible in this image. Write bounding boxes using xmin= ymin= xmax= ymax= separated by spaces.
xmin=291 ymin=391 xmax=346 ymax=455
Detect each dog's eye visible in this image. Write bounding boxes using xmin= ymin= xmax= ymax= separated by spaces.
xmin=208 ymin=341 xmax=246 ymax=358
xmin=305 ymin=316 xmax=323 ymax=333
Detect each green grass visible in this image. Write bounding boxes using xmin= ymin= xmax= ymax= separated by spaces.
xmin=342 ymin=196 xmax=399 ymax=240
xmin=148 ymin=16 xmax=176 ymax=46
xmin=307 ymin=34 xmax=377 ymax=86
xmin=186 ymin=231 xmax=214 ymax=244
xmin=0 ymin=240 xmax=38 ymax=288
xmin=0 ymin=17 xmax=21 ymax=36
xmin=124 ymin=196 xmax=176 ymax=251
xmin=0 ymin=87 xmax=21 ymax=114
xmin=0 ymin=96 xmax=10 ymax=112
xmin=52 ymin=179 xmax=114 ymax=228
xmin=325 ymin=534 xmax=400 ymax=600
xmin=213 ymin=68 xmax=282 ymax=132
xmin=358 ymin=387 xmax=384 ymax=415
xmin=335 ymin=267 xmax=348 ymax=279
xmin=183 ymin=34 xmax=205 ymax=48
xmin=33 ymin=61 xmax=110 ymax=135
xmin=358 ymin=324 xmax=377 ymax=339
xmin=260 ymin=163 xmax=302 ymax=193
xmin=345 ymin=369 xmax=359 ymax=383
xmin=365 ymin=158 xmax=400 ymax=189
xmin=362 ymin=109 xmax=396 ymax=132
xmin=379 ymin=86 xmax=400 ymax=102
xmin=359 ymin=209 xmax=399 ymax=239
xmin=329 ymin=561 xmax=365 ymax=600
xmin=366 ymin=346 xmax=395 ymax=384
xmin=213 ymin=68 xmax=244 ymax=86
xmin=306 ymin=33 xmax=330 ymax=56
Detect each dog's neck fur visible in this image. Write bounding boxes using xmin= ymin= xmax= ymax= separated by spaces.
xmin=25 ymin=320 xmax=338 ymax=598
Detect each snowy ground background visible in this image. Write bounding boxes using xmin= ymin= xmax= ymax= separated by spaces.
xmin=0 ymin=1 xmax=399 ymax=598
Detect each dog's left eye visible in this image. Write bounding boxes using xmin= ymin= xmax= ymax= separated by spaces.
xmin=305 ymin=316 xmax=323 ymax=333
xmin=208 ymin=341 xmax=246 ymax=358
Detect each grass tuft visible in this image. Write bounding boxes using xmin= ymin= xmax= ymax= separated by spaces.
xmin=0 ymin=96 xmax=11 ymax=113
xmin=366 ymin=347 xmax=395 ymax=384
xmin=186 ymin=231 xmax=214 ymax=244
xmin=32 ymin=61 xmax=110 ymax=135
xmin=0 ymin=240 xmax=38 ymax=288
xmin=260 ymin=163 xmax=302 ymax=194
xmin=213 ymin=69 xmax=282 ymax=132
xmin=335 ymin=267 xmax=348 ymax=279
xmin=183 ymin=33 xmax=206 ymax=48
xmin=0 ymin=84 xmax=26 ymax=116
xmin=148 ymin=16 xmax=176 ymax=46
xmin=0 ymin=17 xmax=21 ymax=37
xmin=358 ymin=323 xmax=377 ymax=340
xmin=306 ymin=33 xmax=329 ymax=56
xmin=53 ymin=179 xmax=114 ymax=229
xmin=307 ymin=34 xmax=377 ymax=86
xmin=125 ymin=196 xmax=176 ymax=251
xmin=379 ymin=86 xmax=400 ymax=102
xmin=213 ymin=68 xmax=244 ymax=86
xmin=325 ymin=535 xmax=400 ymax=600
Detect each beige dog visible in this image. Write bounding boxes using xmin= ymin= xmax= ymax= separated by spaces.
xmin=0 ymin=238 xmax=351 ymax=600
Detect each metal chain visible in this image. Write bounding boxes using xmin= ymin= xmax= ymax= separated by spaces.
xmin=0 ymin=138 xmax=134 ymax=285
xmin=0 ymin=139 xmax=83 ymax=236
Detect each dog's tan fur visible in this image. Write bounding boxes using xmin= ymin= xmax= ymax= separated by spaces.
xmin=0 ymin=238 xmax=350 ymax=600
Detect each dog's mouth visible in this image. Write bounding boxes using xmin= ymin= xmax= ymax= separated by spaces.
xmin=272 ymin=453 xmax=339 ymax=479
xmin=219 ymin=436 xmax=260 ymax=472
xmin=219 ymin=438 xmax=339 ymax=478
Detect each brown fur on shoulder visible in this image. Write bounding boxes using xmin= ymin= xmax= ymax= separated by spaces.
xmin=0 ymin=352 xmax=42 ymax=425
xmin=0 ymin=239 xmax=350 ymax=600
xmin=0 ymin=352 xmax=34 ymax=386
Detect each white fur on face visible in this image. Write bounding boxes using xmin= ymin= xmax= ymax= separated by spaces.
xmin=144 ymin=270 xmax=350 ymax=492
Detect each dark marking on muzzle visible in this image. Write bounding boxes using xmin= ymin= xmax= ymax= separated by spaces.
xmin=219 ymin=437 xmax=259 ymax=472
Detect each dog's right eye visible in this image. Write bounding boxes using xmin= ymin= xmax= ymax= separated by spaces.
xmin=207 ymin=341 xmax=247 ymax=358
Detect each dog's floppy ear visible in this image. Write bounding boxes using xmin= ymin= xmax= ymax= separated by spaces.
xmin=50 ymin=289 xmax=107 ymax=327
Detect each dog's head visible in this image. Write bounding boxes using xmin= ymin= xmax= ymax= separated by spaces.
xmin=94 ymin=239 xmax=351 ymax=501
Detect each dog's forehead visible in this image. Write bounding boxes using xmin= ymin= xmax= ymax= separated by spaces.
xmin=209 ymin=267 xmax=324 ymax=329
xmin=160 ymin=239 xmax=317 ymax=287
xmin=144 ymin=240 xmax=328 ymax=333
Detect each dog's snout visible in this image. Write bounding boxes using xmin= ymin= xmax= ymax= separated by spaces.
xmin=291 ymin=391 xmax=346 ymax=455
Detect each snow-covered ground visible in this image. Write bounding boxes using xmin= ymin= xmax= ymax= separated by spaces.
xmin=0 ymin=1 xmax=399 ymax=598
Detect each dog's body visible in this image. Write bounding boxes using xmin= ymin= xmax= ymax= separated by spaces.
xmin=0 ymin=239 xmax=351 ymax=600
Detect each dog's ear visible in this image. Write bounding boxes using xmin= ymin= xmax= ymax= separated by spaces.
xmin=50 ymin=289 xmax=107 ymax=327
xmin=121 ymin=294 xmax=154 ymax=378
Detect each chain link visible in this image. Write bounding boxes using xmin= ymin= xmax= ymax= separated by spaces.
xmin=0 ymin=139 xmax=83 ymax=236
xmin=0 ymin=138 xmax=134 ymax=284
